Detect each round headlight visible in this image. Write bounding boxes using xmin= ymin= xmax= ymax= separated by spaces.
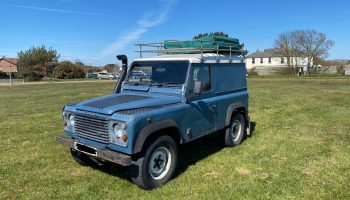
xmin=113 ymin=124 xmax=123 ymax=138
xmin=68 ymin=114 xmax=75 ymax=126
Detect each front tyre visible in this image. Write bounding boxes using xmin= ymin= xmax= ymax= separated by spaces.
xmin=130 ymin=135 xmax=178 ymax=189
xmin=225 ymin=112 xmax=246 ymax=147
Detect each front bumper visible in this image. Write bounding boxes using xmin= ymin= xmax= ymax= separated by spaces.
xmin=56 ymin=136 xmax=132 ymax=166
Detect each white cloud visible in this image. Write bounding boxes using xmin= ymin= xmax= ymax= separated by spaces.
xmin=15 ymin=5 xmax=119 ymax=19
xmin=100 ymin=28 xmax=147 ymax=58
xmin=99 ymin=0 xmax=175 ymax=58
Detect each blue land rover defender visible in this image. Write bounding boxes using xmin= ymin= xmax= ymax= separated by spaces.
xmin=57 ymin=38 xmax=250 ymax=189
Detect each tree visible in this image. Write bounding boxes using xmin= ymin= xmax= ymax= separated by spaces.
xmin=0 ymin=71 xmax=9 ymax=78
xmin=75 ymin=60 xmax=85 ymax=67
xmin=273 ymin=31 xmax=304 ymax=74
xmin=104 ymin=64 xmax=120 ymax=73
xmin=299 ymin=29 xmax=335 ymax=75
xmin=273 ymin=29 xmax=334 ymax=75
xmin=71 ymin=60 xmax=100 ymax=74
xmin=84 ymin=65 xmax=100 ymax=73
xmin=193 ymin=32 xmax=229 ymax=40
xmin=17 ymin=46 xmax=59 ymax=79
xmin=55 ymin=61 xmax=86 ymax=79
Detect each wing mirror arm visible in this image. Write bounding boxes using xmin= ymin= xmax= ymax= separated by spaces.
xmin=187 ymin=81 xmax=202 ymax=102
xmin=193 ymin=81 xmax=202 ymax=95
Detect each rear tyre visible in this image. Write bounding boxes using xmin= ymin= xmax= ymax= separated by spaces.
xmin=225 ymin=112 xmax=245 ymax=147
xmin=70 ymin=149 xmax=94 ymax=166
xmin=130 ymin=135 xmax=178 ymax=190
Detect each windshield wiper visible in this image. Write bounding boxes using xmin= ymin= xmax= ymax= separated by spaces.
xmin=150 ymin=81 xmax=162 ymax=86
xmin=124 ymin=81 xmax=151 ymax=86
xmin=150 ymin=81 xmax=181 ymax=87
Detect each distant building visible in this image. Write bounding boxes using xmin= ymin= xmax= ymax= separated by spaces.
xmin=246 ymin=49 xmax=309 ymax=75
xmin=345 ymin=64 xmax=350 ymax=76
xmin=0 ymin=57 xmax=18 ymax=73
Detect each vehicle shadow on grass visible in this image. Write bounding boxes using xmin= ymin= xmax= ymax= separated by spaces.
xmin=87 ymin=121 xmax=257 ymax=184
xmin=88 ymin=160 xmax=131 ymax=182
xmin=175 ymin=121 xmax=256 ymax=178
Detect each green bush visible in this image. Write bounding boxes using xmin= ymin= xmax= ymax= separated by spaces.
xmin=0 ymin=71 xmax=9 ymax=78
xmin=247 ymin=68 xmax=258 ymax=76
xmin=55 ymin=61 xmax=86 ymax=79
xmin=22 ymin=66 xmax=44 ymax=81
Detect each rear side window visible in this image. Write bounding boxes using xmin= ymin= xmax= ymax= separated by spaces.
xmin=211 ymin=64 xmax=247 ymax=92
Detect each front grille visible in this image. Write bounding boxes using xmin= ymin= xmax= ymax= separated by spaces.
xmin=75 ymin=113 xmax=109 ymax=143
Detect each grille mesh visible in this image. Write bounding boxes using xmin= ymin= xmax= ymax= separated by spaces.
xmin=84 ymin=95 xmax=151 ymax=109
xmin=75 ymin=113 xmax=109 ymax=143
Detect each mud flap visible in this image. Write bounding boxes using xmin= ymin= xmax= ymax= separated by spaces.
xmin=246 ymin=116 xmax=251 ymax=136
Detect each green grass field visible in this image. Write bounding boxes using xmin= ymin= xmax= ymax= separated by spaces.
xmin=1 ymin=78 xmax=349 ymax=199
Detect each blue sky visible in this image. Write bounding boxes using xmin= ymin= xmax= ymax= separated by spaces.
xmin=1 ymin=0 xmax=349 ymax=66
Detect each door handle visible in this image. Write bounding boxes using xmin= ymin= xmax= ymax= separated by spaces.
xmin=209 ymin=104 xmax=217 ymax=109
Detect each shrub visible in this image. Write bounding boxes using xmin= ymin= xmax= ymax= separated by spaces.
xmin=22 ymin=66 xmax=44 ymax=81
xmin=276 ymin=67 xmax=296 ymax=75
xmin=0 ymin=71 xmax=9 ymax=78
xmin=247 ymin=68 xmax=258 ymax=76
xmin=55 ymin=61 xmax=86 ymax=79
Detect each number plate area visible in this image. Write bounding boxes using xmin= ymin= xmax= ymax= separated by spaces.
xmin=74 ymin=142 xmax=97 ymax=156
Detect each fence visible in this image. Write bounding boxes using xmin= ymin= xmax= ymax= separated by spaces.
xmin=0 ymin=78 xmax=25 ymax=85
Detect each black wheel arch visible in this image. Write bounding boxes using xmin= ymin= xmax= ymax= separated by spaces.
xmin=132 ymin=119 xmax=181 ymax=155
xmin=225 ymin=102 xmax=248 ymax=127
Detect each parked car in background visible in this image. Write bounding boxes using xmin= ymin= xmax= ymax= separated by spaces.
xmin=129 ymin=71 xmax=150 ymax=80
xmin=108 ymin=72 xmax=119 ymax=79
xmin=95 ymin=72 xmax=109 ymax=79
xmin=87 ymin=73 xmax=96 ymax=79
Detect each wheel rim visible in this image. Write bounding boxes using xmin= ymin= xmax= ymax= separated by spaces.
xmin=149 ymin=146 xmax=171 ymax=180
xmin=231 ymin=119 xmax=242 ymax=142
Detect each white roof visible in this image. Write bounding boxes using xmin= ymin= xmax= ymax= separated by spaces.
xmin=133 ymin=53 xmax=244 ymax=64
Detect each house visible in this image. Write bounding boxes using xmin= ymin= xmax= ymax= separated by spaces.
xmin=0 ymin=57 xmax=18 ymax=73
xmin=345 ymin=64 xmax=350 ymax=76
xmin=245 ymin=49 xmax=309 ymax=75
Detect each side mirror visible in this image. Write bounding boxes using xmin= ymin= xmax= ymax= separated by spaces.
xmin=194 ymin=81 xmax=202 ymax=95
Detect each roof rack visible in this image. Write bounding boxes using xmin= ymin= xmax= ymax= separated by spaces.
xmin=135 ymin=40 xmax=247 ymax=63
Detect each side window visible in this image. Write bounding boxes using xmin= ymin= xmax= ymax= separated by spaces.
xmin=191 ymin=66 xmax=211 ymax=93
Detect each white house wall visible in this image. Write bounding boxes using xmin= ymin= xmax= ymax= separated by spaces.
xmin=246 ymin=57 xmax=309 ymax=70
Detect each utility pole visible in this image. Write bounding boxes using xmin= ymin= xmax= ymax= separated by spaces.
xmin=9 ymin=65 xmax=12 ymax=85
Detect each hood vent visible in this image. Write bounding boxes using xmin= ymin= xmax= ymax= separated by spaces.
xmin=115 ymin=104 xmax=177 ymax=115
xmin=84 ymin=95 xmax=151 ymax=109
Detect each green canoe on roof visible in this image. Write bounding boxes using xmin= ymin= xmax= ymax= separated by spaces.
xmin=164 ymin=35 xmax=242 ymax=51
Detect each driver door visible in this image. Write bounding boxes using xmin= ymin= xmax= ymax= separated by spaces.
xmin=186 ymin=65 xmax=216 ymax=139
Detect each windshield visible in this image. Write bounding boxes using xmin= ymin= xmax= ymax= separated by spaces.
xmin=126 ymin=61 xmax=189 ymax=85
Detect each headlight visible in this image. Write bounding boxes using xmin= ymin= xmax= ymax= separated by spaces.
xmin=68 ymin=114 xmax=75 ymax=126
xmin=113 ymin=124 xmax=123 ymax=138
xmin=63 ymin=111 xmax=75 ymax=132
xmin=110 ymin=122 xmax=128 ymax=147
